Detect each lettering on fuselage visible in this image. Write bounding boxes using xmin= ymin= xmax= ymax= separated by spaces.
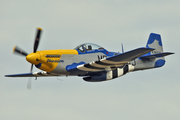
xmin=45 ymin=55 xmax=61 ymax=58
xmin=151 ymin=50 xmax=161 ymax=54
xmin=47 ymin=59 xmax=64 ymax=63
xmin=97 ymin=55 xmax=107 ymax=60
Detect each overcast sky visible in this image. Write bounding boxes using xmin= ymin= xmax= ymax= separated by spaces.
xmin=0 ymin=0 xmax=180 ymax=120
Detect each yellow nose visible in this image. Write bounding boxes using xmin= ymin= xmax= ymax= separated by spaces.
xmin=26 ymin=53 xmax=40 ymax=65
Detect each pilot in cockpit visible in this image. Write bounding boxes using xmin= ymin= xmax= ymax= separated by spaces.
xmin=83 ymin=44 xmax=92 ymax=51
xmin=88 ymin=45 xmax=92 ymax=50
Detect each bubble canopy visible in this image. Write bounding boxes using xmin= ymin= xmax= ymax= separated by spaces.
xmin=74 ymin=43 xmax=105 ymax=53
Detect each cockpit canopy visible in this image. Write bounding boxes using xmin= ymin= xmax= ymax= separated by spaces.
xmin=75 ymin=43 xmax=105 ymax=53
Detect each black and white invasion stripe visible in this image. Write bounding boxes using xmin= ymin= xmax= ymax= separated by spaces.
xmin=105 ymin=65 xmax=132 ymax=80
xmin=77 ymin=60 xmax=122 ymax=72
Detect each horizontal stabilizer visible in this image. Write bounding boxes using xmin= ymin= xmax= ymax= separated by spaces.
xmin=105 ymin=47 xmax=154 ymax=63
xmin=140 ymin=52 xmax=174 ymax=60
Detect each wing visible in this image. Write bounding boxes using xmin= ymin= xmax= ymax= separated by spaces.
xmin=67 ymin=47 xmax=154 ymax=73
xmin=5 ymin=71 xmax=60 ymax=77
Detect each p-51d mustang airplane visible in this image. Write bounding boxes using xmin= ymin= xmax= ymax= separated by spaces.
xmin=5 ymin=28 xmax=174 ymax=83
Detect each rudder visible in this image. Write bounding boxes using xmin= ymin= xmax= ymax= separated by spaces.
xmin=139 ymin=33 xmax=174 ymax=68
xmin=146 ymin=33 xmax=164 ymax=54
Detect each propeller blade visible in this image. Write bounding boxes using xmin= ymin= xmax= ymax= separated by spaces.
xmin=27 ymin=78 xmax=32 ymax=90
xmin=33 ymin=27 xmax=42 ymax=53
xmin=27 ymin=64 xmax=34 ymax=90
xmin=13 ymin=45 xmax=28 ymax=56
xmin=30 ymin=64 xmax=33 ymax=73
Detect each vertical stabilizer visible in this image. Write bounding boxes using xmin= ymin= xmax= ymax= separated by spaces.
xmin=145 ymin=33 xmax=165 ymax=68
xmin=135 ymin=33 xmax=174 ymax=70
xmin=146 ymin=33 xmax=164 ymax=54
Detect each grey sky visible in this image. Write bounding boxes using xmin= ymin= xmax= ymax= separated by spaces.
xmin=0 ymin=0 xmax=179 ymax=120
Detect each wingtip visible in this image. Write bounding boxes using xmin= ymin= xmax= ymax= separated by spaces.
xmin=5 ymin=74 xmax=13 ymax=77
xmin=4 ymin=73 xmax=34 ymax=77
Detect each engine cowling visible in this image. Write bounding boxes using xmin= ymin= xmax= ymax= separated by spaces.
xmin=83 ymin=64 xmax=134 ymax=82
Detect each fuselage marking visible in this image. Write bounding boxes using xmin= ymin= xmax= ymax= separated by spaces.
xmin=47 ymin=59 xmax=64 ymax=63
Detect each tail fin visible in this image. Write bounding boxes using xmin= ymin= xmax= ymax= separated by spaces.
xmin=141 ymin=33 xmax=174 ymax=68
xmin=146 ymin=33 xmax=163 ymax=54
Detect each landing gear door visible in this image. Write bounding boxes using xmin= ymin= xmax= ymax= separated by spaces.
xmin=130 ymin=60 xmax=136 ymax=66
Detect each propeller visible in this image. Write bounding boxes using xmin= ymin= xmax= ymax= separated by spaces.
xmin=13 ymin=46 xmax=28 ymax=57
xmin=30 ymin=27 xmax=43 ymax=75
xmin=34 ymin=28 xmax=42 ymax=53
xmin=27 ymin=64 xmax=33 ymax=90
xmin=27 ymin=78 xmax=32 ymax=90
xmin=13 ymin=27 xmax=43 ymax=90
